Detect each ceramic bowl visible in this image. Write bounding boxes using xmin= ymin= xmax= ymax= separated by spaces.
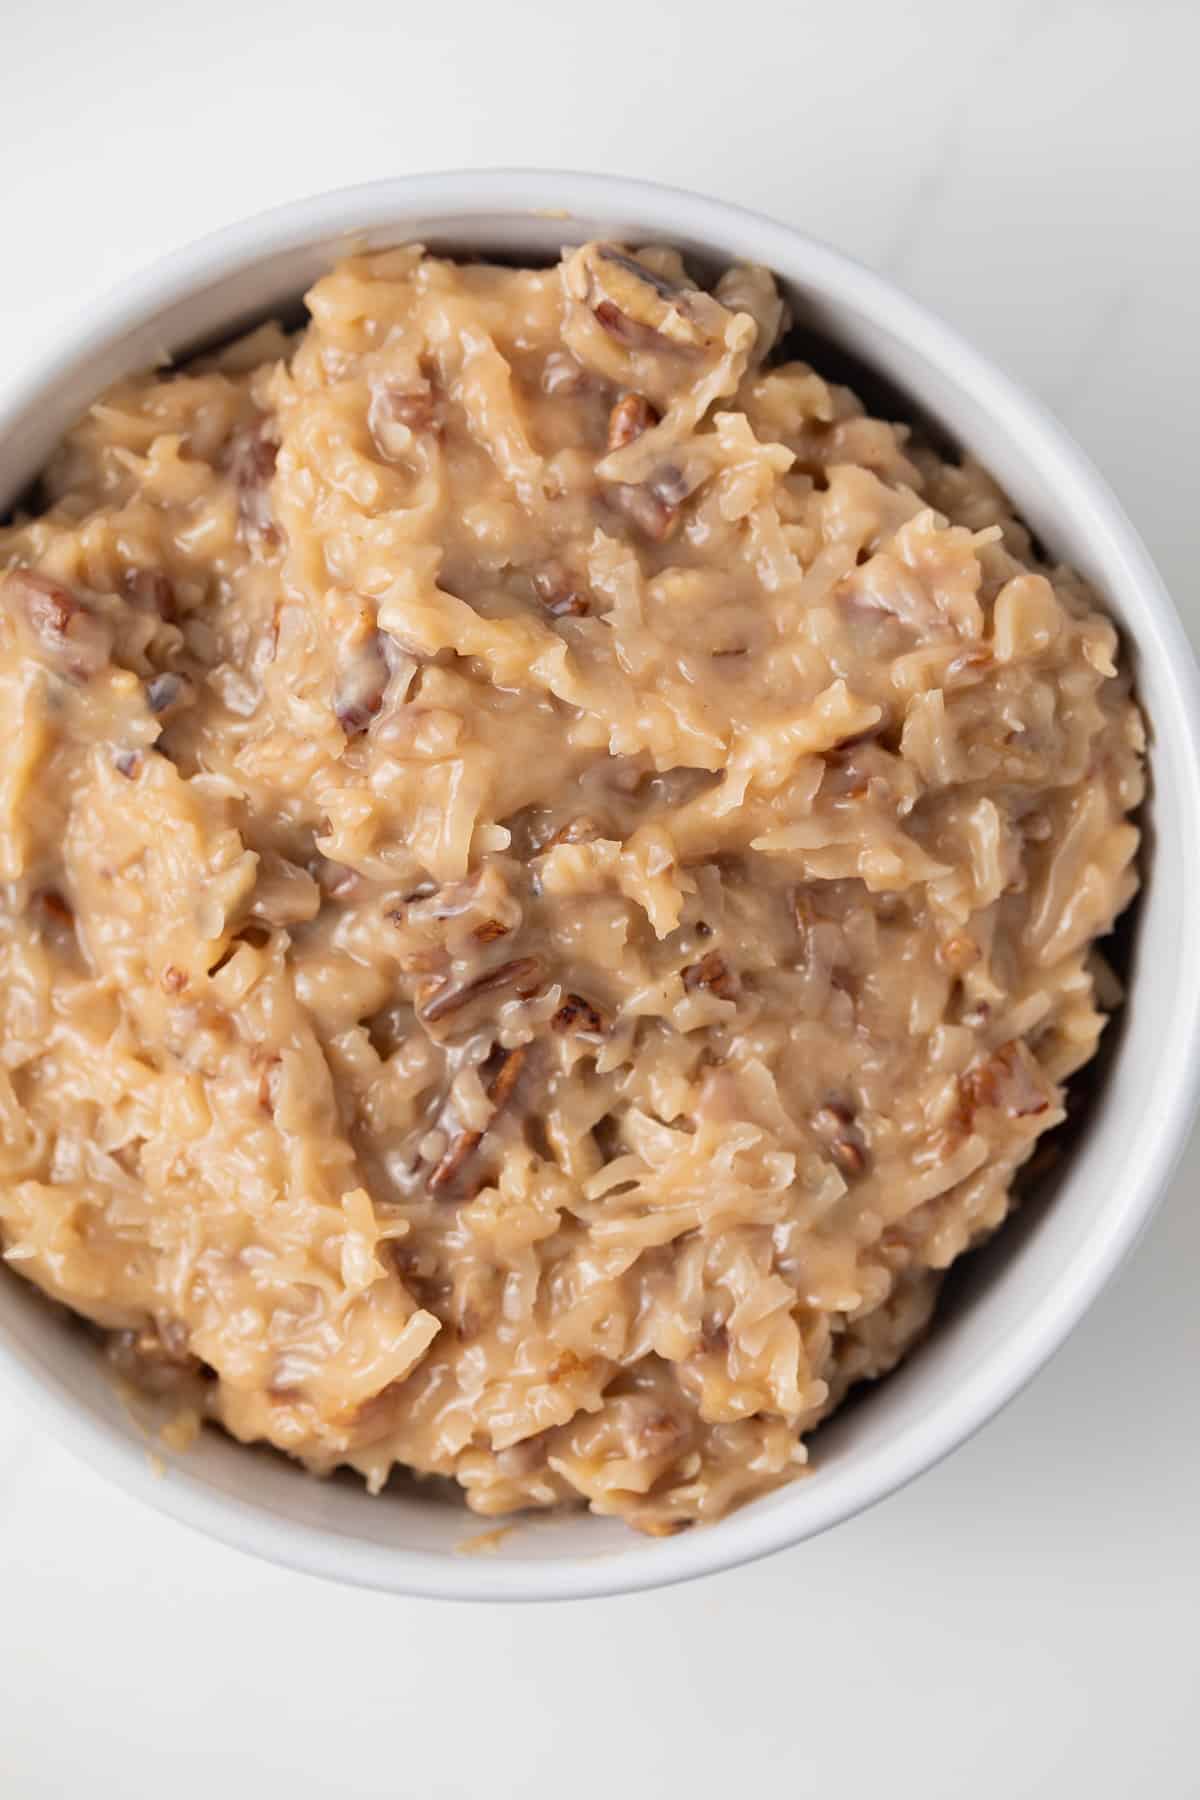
xmin=2 ymin=171 xmax=1197 ymax=1600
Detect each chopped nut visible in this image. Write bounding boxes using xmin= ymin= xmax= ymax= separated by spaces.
xmin=485 ymin=1041 xmax=528 ymax=1112
xmin=607 ymin=393 xmax=659 ymax=451
xmin=368 ymin=377 xmax=443 ymax=460
xmin=813 ymin=1100 xmax=869 ymax=1178
xmin=547 ymin=590 xmax=590 ymax=618
xmin=606 ymin=482 xmax=679 ymax=542
xmin=429 ymin=1044 xmax=528 ymax=1193
xmin=937 ymin=935 xmax=980 ymax=974
xmin=546 ymin=815 xmax=601 ymax=849
xmin=419 ymin=956 xmax=544 ymax=1024
xmin=812 ymin=1101 xmax=855 ymax=1137
xmin=571 ymin=244 xmax=718 ymax=354
xmin=473 ymin=918 xmax=511 ymax=945
xmin=428 ymin=1128 xmax=484 ymax=1194
xmin=829 ymin=1136 xmax=867 ymax=1178
xmin=224 ymin=422 xmax=280 ymax=546
xmin=594 ymin=301 xmax=639 ymax=345
xmin=959 ymin=1041 xmax=1052 ymax=1121
xmin=551 ymin=993 xmax=607 ymax=1035
xmin=681 ymin=950 xmax=737 ymax=1001
xmin=532 ymin=566 xmax=590 ymax=618
xmin=6 ymin=570 xmax=113 ymax=679
xmin=12 ymin=570 xmax=77 ymax=640
xmin=334 ymin=631 xmax=391 ymax=735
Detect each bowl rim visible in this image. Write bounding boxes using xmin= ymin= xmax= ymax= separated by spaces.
xmin=2 ymin=168 xmax=1199 ymax=1603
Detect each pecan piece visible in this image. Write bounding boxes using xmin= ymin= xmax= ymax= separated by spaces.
xmin=572 ymin=245 xmax=719 ymax=353
xmin=428 ymin=1127 xmax=484 ymax=1194
xmin=532 ymin=565 xmax=590 ymax=618
xmin=607 ymin=393 xmax=659 ymax=452
xmin=959 ymin=1041 xmax=1052 ymax=1121
xmin=828 ymin=1137 xmax=867 ymax=1178
xmin=681 ymin=950 xmax=737 ymax=1001
xmin=551 ymin=993 xmax=607 ymax=1035
xmin=812 ymin=1100 xmax=855 ymax=1135
xmin=429 ymin=1044 xmax=529 ymax=1193
xmin=224 ymin=422 xmax=280 ymax=546
xmin=545 ymin=815 xmax=601 ymax=849
xmin=473 ymin=918 xmax=510 ymax=945
xmin=14 ymin=571 xmax=77 ymax=641
xmin=368 ymin=377 xmax=442 ymax=459
xmin=419 ymin=956 xmax=544 ymax=1024
xmin=486 ymin=1041 xmax=529 ymax=1112
xmin=334 ymin=630 xmax=391 ymax=735
xmin=6 ymin=570 xmax=113 ymax=679
xmin=606 ymin=482 xmax=679 ymax=542
xmin=812 ymin=1100 xmax=870 ymax=1179
xmin=545 ymin=592 xmax=589 ymax=618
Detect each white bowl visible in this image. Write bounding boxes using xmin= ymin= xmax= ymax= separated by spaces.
xmin=2 ymin=171 xmax=1198 ymax=1602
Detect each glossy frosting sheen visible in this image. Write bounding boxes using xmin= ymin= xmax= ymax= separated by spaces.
xmin=0 ymin=242 xmax=1142 ymax=1532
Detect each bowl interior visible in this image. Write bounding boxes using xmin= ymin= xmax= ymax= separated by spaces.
xmin=1 ymin=177 xmax=1197 ymax=1599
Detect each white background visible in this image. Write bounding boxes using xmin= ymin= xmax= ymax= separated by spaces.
xmin=2 ymin=0 xmax=1198 ymax=1794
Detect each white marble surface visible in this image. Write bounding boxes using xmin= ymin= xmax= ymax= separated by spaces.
xmin=1 ymin=1 xmax=1198 ymax=1793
